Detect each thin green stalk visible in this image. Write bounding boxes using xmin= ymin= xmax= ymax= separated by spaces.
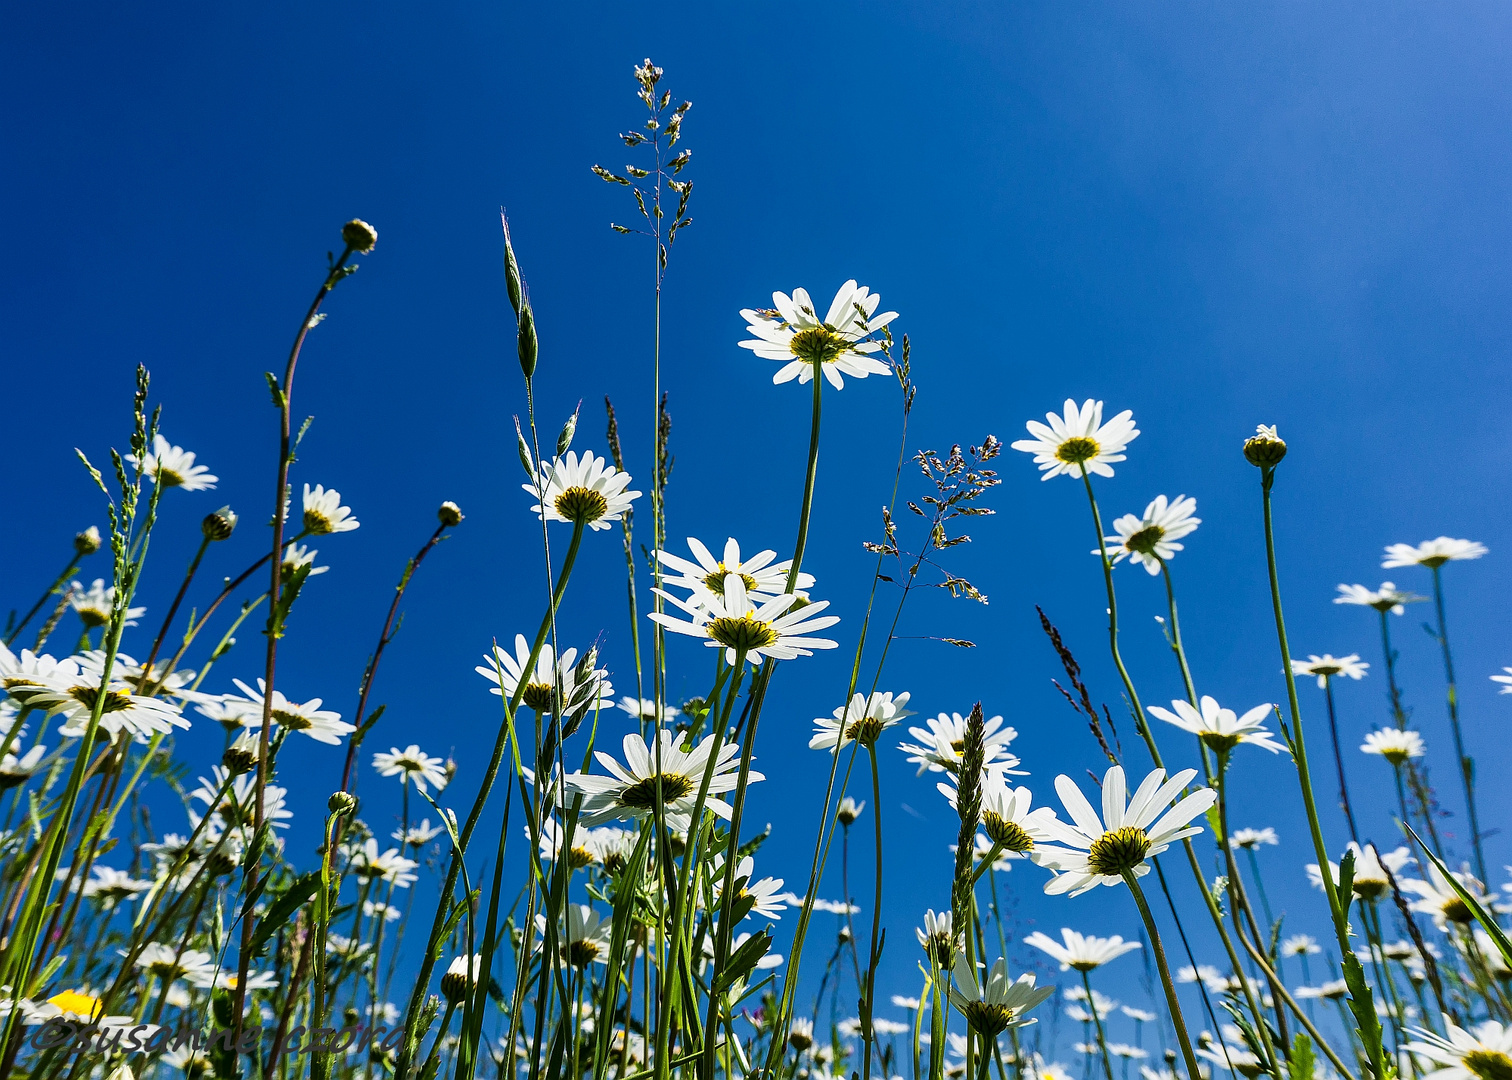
xmin=1121 ymin=872 xmax=1201 ymax=1080
xmin=1081 ymin=970 xmax=1116 ymax=1080
xmin=6 ymin=552 xmax=84 ymax=647
xmin=861 ymin=743 xmax=886 ymax=1080
xmin=1429 ymin=564 xmax=1486 ymax=884
xmin=1322 ymin=678 xmax=1361 ymax=843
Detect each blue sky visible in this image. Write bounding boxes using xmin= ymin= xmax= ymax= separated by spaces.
xmin=7 ymin=0 xmax=1512 ymax=1044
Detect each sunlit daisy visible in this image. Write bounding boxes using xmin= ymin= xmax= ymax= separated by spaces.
xmin=1282 ymin=935 xmax=1321 ymax=957
xmin=1023 ymin=929 xmax=1141 ymax=972
xmin=1334 ymin=582 xmax=1424 ymax=615
xmin=738 ymin=280 xmax=897 ymax=389
xmin=837 ymin=797 xmax=865 ymax=826
xmin=523 ymin=450 xmax=639 ymax=531
xmin=301 ymin=483 xmax=360 ymax=535
xmin=712 ymin=855 xmax=787 ymax=920
xmin=1492 ymin=668 xmax=1512 ymax=695
xmin=190 ymin=767 xmax=293 ymax=831
xmin=195 ymin=695 xmax=258 ymax=732
xmin=364 ymin=900 xmax=401 ymax=923
xmin=476 ymin=635 xmax=613 ymax=717
xmin=534 ymin=818 xmax=597 ymax=870
xmin=1307 ymin=842 xmax=1411 ymax=902
xmin=809 ymin=691 xmax=913 ymax=752
xmin=282 ymin=543 xmax=329 ymax=577
xmin=1196 ymin=1041 xmax=1264 ymax=1079
xmin=916 ymin=909 xmax=954 ymax=967
xmin=564 ymin=730 xmax=759 ymax=831
xmin=1229 ymin=827 xmax=1279 ymax=850
xmin=185 ymin=967 xmax=277 ymax=992
xmin=74 ymin=650 xmax=212 ymax=706
xmin=28 ymin=670 xmax=188 ymax=742
xmin=1401 ymin=865 xmax=1488 ymax=930
xmin=1361 ymin=728 xmax=1426 ymax=765
xmin=655 ymin=537 xmax=813 ymax=609
xmin=127 ymin=434 xmax=218 ymax=491
xmin=1010 ymin=399 xmax=1139 ymax=481
xmin=69 ymin=579 xmax=145 ymax=630
xmin=650 ymin=574 xmax=838 ymax=666
xmin=1032 ymin=765 xmax=1216 ymax=896
xmin=230 ymin=678 xmax=355 ymax=744
xmin=393 ymin=819 xmax=442 ymax=847
xmin=1147 ymin=696 xmax=1286 ymax=755
xmin=899 ymin=711 xmax=1023 ymax=778
xmin=946 ymin=953 xmax=1052 ymax=1036
xmin=346 ymin=838 xmax=418 ymax=888
xmin=0 ymin=746 xmax=47 ymax=789
xmin=536 ymin=904 xmax=614 ymax=967
xmin=616 ymin=697 xmax=680 ymax=722
xmin=1291 ymin=654 xmax=1368 ymax=689
xmin=937 ymin=774 xmax=1060 ymax=856
xmin=132 ymin=943 xmax=218 ymax=983
xmin=1382 ymin=538 xmax=1487 ymax=569
xmin=1406 ymin=1017 xmax=1512 ymax=1080
xmin=79 ymin=866 xmax=152 ymax=908
xmin=1098 ymin=495 xmax=1199 ymax=574
xmin=373 ymin=745 xmax=449 ymax=794
xmin=0 ymin=645 xmax=78 ymax=702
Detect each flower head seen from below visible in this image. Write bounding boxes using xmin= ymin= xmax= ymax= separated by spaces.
xmin=1406 ymin=1017 xmax=1512 ymax=1080
xmin=1099 ymin=495 xmax=1199 ymax=574
xmin=1229 ymin=827 xmax=1279 ymax=850
xmin=1492 ymin=669 xmax=1512 ymax=696
xmin=1291 ymin=654 xmax=1368 ymax=689
xmin=564 ymin=730 xmax=758 ymax=831
xmin=282 ymin=544 xmax=329 ymax=577
xmin=1032 ymin=765 xmax=1216 ymax=896
xmin=738 ymin=280 xmax=897 ymax=389
xmin=1401 ymin=865 xmax=1488 ymax=929
xmin=1022 ymin=929 xmax=1141 ymax=972
xmin=524 ymin=451 xmax=639 ymax=531
xmin=654 ymin=537 xmax=813 ymax=610
xmin=301 ymin=484 xmax=359 ymax=535
xmin=372 ymin=745 xmax=449 ymax=794
xmin=937 ymin=774 xmax=1059 ymax=856
xmin=1283 ymin=935 xmax=1321 ymax=957
xmin=536 ymin=904 xmax=613 ymax=968
xmin=69 ymin=580 xmax=145 ymax=630
xmin=946 ymin=953 xmax=1053 ymax=1036
xmin=899 ymin=711 xmax=1022 ymax=778
xmin=916 ymin=909 xmax=953 ymax=968
xmin=650 ymin=574 xmax=838 ymax=666
xmin=1146 ymin=696 xmax=1287 ymax=756
xmin=1307 ymin=842 xmax=1411 ymax=902
xmin=617 ymin=697 xmax=680 ymax=723
xmin=126 ymin=434 xmax=217 ymax=491
xmin=476 ymin=635 xmax=613 ymax=718
xmin=230 ymin=678 xmax=355 ymax=745
xmin=809 ymin=691 xmax=913 ymax=752
xmin=1011 ymin=399 xmax=1139 ymax=481
xmin=27 ymin=671 xmax=187 ymax=743
xmin=1361 ymin=728 xmax=1426 ymax=766
xmin=1383 ymin=538 xmax=1488 ymax=569
xmin=1335 ymin=582 xmax=1424 ymax=615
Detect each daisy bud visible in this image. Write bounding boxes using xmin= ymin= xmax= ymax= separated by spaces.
xmin=342 ymin=219 xmax=378 ymax=254
xmin=518 ymin=303 xmax=539 ymax=380
xmin=202 ymin=506 xmax=238 ymax=542
xmin=206 ymin=849 xmax=239 ymax=877
xmin=328 ymin=791 xmax=358 ymax=817
xmin=438 ymin=501 xmax=464 ymax=527
xmin=1243 ymin=424 xmax=1287 ymax=468
xmin=556 ymin=409 xmax=578 ymax=457
xmin=223 ymin=731 xmax=260 ymax=775
xmin=440 ymin=954 xmax=480 ymax=1004
xmin=836 ymin=797 xmax=864 ymax=826
xmin=444 ymin=758 xmax=457 ymax=784
xmin=74 ymin=526 xmax=102 ymax=556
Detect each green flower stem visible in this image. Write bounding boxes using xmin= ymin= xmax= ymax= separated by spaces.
xmin=136 ymin=535 xmax=211 ymax=687
xmin=1160 ymin=562 xmax=1214 ymax=783
xmin=1082 ymin=969 xmax=1117 ymax=1080
xmin=860 ymin=743 xmax=886 ymax=1080
xmin=1121 ymin=871 xmax=1202 ymax=1080
xmin=1259 ymin=463 xmax=1387 ymax=1080
xmin=1242 ymin=847 xmax=1276 ymax=930
xmin=1321 ymin=677 xmax=1361 ymax=843
xmin=1429 ymin=564 xmax=1487 ymax=884
xmin=6 ymin=551 xmax=84 ymax=647
xmin=395 ymin=519 xmax=586 ymax=1080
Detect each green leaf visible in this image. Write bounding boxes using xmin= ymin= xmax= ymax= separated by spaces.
xmin=1290 ymin=1033 xmax=1316 ymax=1080
xmin=1406 ymin=822 xmax=1512 ymax=972
xmin=714 ymin=929 xmax=771 ymax=994
xmin=249 ymin=871 xmax=321 ymax=959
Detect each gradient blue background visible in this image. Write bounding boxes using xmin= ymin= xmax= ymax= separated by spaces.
xmin=6 ymin=0 xmax=1511 ymax=1054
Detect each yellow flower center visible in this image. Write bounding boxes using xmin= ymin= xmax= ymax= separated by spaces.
xmin=158 ymin=467 xmax=186 ymax=487
xmin=568 ymin=846 xmax=595 ymax=870
xmin=961 ymin=1002 xmax=1018 ymax=1036
xmin=47 ymin=990 xmax=103 ymax=1021
xmin=1353 ymin=876 xmax=1389 ymax=903
xmin=1055 ymin=437 xmax=1100 ymax=465
xmin=1087 ymin=826 xmax=1151 ymax=876
xmin=706 ymin=614 xmax=778 ymax=653
xmin=567 ymin=939 xmax=602 ymax=967
xmin=304 ymin=509 xmax=336 ymax=535
xmin=983 ymin=814 xmax=1034 ymax=854
xmin=67 ymin=685 xmax=133 ymax=713
xmin=272 ymin=708 xmax=312 ymax=731
xmin=1443 ymin=896 xmax=1474 ymax=924
xmin=1464 ymin=1050 xmax=1512 ymax=1080
xmin=522 ymin=682 xmax=556 ymax=713
xmin=618 ymin=772 xmax=696 ymax=810
xmin=702 ymin=566 xmax=758 ymax=596
xmin=843 ymin=715 xmax=887 ymax=748
xmin=788 ymin=327 xmax=849 ymax=366
xmin=554 ymin=486 xmax=609 ymax=524
xmin=1124 ymin=525 xmax=1165 ymax=555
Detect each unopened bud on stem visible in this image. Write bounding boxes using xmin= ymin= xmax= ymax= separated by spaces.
xmin=342 ymin=219 xmax=378 ymax=254
xmin=202 ymin=506 xmax=238 ymax=542
xmin=74 ymin=526 xmax=102 ymax=556
xmin=438 ymin=501 xmax=464 ymax=527
xmin=328 ymin=791 xmax=358 ymax=817
xmin=1243 ymin=424 xmax=1287 ymax=468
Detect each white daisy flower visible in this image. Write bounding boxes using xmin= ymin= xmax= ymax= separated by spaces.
xmin=190 ymin=767 xmax=293 ymax=831
xmin=73 ymin=650 xmax=213 ymax=706
xmin=282 ymin=543 xmax=329 ymax=577
xmin=836 ymin=797 xmax=866 ymax=825
xmin=655 ymin=537 xmax=813 ymax=610
xmin=126 ymin=434 xmax=218 ymax=491
xmin=28 ymin=670 xmax=187 ymax=742
xmin=1176 ymin=965 xmax=1227 ymax=991
xmin=185 ymin=968 xmax=277 ymax=992
xmin=809 ymin=691 xmax=913 ymax=752
xmin=1146 ymin=696 xmax=1287 ymax=755
xmin=536 ymin=904 xmax=614 ymax=967
xmin=523 ymin=450 xmax=639 ymax=531
xmin=1382 ymin=538 xmax=1487 ymax=569
xmin=617 ymin=696 xmax=680 ymax=722
xmin=1401 ymin=865 xmax=1487 ymax=930
xmin=1032 ymin=765 xmax=1216 ymax=896
xmin=77 ymin=866 xmax=152 ymax=908
xmin=1022 ymin=928 xmax=1141 ymax=971
xmin=1228 ymin=827 xmax=1279 ymax=850
xmin=563 ymin=730 xmax=759 ymax=831
xmin=1334 ymin=581 xmax=1424 ymax=615
xmin=712 ymin=854 xmax=787 ymax=920
xmin=533 ymin=818 xmax=597 ymax=870
xmin=1291 ymin=654 xmax=1369 ymax=688
xmin=1294 ymin=979 xmax=1350 ymax=1002
xmin=1098 ymin=495 xmax=1200 ymax=574
xmin=364 ymin=900 xmax=402 ymax=922
xmin=476 ymin=635 xmax=613 ymax=718
xmin=68 ymin=579 xmax=145 ymax=630
xmin=916 ymin=909 xmax=954 ymax=967
xmin=394 ymin=819 xmax=442 ymax=847
xmin=650 ymin=574 xmax=838 ymax=666
xmin=1361 ymin=728 xmax=1426 ymax=764
xmin=738 ymin=280 xmax=897 ymax=389
xmin=1282 ymin=935 xmax=1321 ymax=957
xmin=162 ymin=1045 xmax=212 ymax=1073
xmin=0 ymin=645 xmax=79 ymax=702
xmin=1306 ymin=842 xmax=1411 ymax=902
xmin=1122 ymin=1007 xmax=1158 ymax=1023
xmin=1010 ymin=399 xmax=1139 ymax=481
xmin=132 ymin=943 xmax=218 ymax=983
xmin=1491 ymin=668 xmax=1512 ymax=695
xmin=0 ymin=746 xmax=47 ymax=789
xmin=1406 ymin=1017 xmax=1512 ymax=1080
xmin=936 ymin=774 xmax=1060 ymax=856
xmin=301 ymin=484 xmax=360 ymax=534
xmin=372 ymin=745 xmax=449 ymax=794
xmin=945 ymin=953 xmax=1053 ymax=1035
xmin=957 ymin=832 xmax=1017 ymax=873
xmin=194 ymin=695 xmax=258 ymax=731
xmin=1064 ymin=986 xmax=1119 ymax=1011
xmin=346 ymin=838 xmax=418 ymax=888
xmin=1196 ymin=1042 xmax=1264 ymax=1079
xmin=231 ymin=678 xmax=355 ymax=744
xmin=891 ymin=996 xmax=920 ymax=1011
xmin=899 ymin=711 xmax=1023 ymax=777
